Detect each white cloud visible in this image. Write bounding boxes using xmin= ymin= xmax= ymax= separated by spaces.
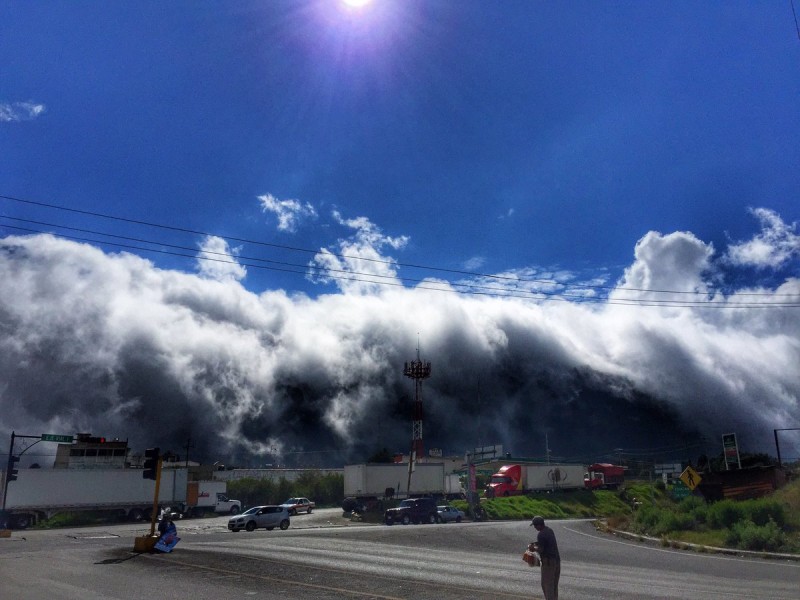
xmin=196 ymin=235 xmax=247 ymax=282
xmin=610 ymin=230 xmax=715 ymax=305
xmin=453 ymin=267 xmax=566 ymax=299
xmin=463 ymin=256 xmax=486 ymax=271
xmin=0 ymin=214 xmax=798 ymax=465
xmin=258 ymin=193 xmax=317 ymax=233
xmin=307 ymin=210 xmax=409 ymax=295
xmin=0 ymin=101 xmax=46 ymax=122
xmin=726 ymin=207 xmax=800 ymax=269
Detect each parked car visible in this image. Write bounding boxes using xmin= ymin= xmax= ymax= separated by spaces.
xmin=228 ymin=505 xmax=290 ymax=532
xmin=384 ymin=497 xmax=439 ymax=525
xmin=280 ymin=497 xmax=315 ymax=515
xmin=437 ymin=505 xmax=465 ymax=523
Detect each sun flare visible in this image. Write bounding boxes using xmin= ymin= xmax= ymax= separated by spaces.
xmin=342 ymin=0 xmax=372 ymax=8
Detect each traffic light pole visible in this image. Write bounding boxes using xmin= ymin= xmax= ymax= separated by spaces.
xmin=147 ymin=457 xmax=163 ymax=537
xmin=2 ymin=432 xmax=14 ymax=512
xmin=3 ymin=431 xmax=41 ymax=512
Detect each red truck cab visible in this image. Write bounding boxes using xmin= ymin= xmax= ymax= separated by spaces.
xmin=584 ymin=463 xmax=624 ymax=490
xmin=485 ymin=464 xmax=523 ymax=497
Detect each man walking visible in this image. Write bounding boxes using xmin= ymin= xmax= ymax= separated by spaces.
xmin=530 ymin=515 xmax=560 ymax=600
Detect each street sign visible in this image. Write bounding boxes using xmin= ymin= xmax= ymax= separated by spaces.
xmin=654 ymin=462 xmax=682 ymax=475
xmin=671 ymin=481 xmax=691 ymax=499
xmin=679 ymin=466 xmax=702 ymax=491
xmin=41 ymin=434 xmax=74 ymax=443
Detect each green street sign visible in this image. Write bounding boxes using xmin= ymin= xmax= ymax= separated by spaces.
xmin=671 ymin=482 xmax=690 ymax=499
xmin=41 ymin=434 xmax=74 ymax=443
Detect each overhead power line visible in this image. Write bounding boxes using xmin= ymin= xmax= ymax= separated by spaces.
xmin=1 ymin=194 xmax=798 ymax=309
xmin=6 ymin=216 xmax=795 ymax=308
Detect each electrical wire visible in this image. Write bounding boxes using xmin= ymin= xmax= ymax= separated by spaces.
xmin=1 ymin=195 xmax=798 ymax=308
xmin=5 ymin=220 xmax=798 ymax=309
xmin=5 ymin=193 xmax=790 ymax=297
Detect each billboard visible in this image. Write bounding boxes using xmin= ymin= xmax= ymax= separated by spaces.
xmin=722 ymin=433 xmax=741 ymax=470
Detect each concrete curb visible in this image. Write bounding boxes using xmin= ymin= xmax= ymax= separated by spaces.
xmin=595 ymin=520 xmax=800 ymax=562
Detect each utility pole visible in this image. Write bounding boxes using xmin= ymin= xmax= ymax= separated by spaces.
xmin=545 ymin=433 xmax=551 ymax=466
xmin=183 ymin=436 xmax=194 ymax=468
xmin=774 ymin=427 xmax=800 ymax=468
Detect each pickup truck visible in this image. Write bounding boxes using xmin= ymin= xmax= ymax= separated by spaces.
xmin=280 ymin=497 xmax=315 ymax=515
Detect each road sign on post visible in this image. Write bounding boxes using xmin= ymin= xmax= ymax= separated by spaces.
xmin=671 ymin=480 xmax=691 ymax=500
xmin=679 ymin=466 xmax=702 ymax=491
xmin=41 ymin=434 xmax=74 ymax=443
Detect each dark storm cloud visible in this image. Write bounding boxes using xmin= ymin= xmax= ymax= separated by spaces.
xmin=0 ymin=212 xmax=798 ymax=466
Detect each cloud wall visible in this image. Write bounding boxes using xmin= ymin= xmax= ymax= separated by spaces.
xmin=0 ymin=219 xmax=798 ymax=466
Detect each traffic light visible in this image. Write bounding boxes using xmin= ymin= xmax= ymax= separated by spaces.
xmin=142 ymin=447 xmax=160 ymax=480
xmin=6 ymin=455 xmax=19 ymax=482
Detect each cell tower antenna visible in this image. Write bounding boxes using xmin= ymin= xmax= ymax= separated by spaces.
xmin=404 ymin=341 xmax=431 ymax=493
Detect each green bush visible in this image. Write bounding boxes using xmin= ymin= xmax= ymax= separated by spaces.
xmin=632 ymin=505 xmax=662 ymax=532
xmin=226 ymin=472 xmax=344 ymax=509
xmin=656 ymin=511 xmax=695 ymax=534
xmin=745 ymin=500 xmax=785 ymax=528
xmin=726 ymin=519 xmax=786 ymax=552
xmin=707 ymin=500 xmax=745 ymax=529
xmin=678 ymin=496 xmax=708 ymax=525
xmin=705 ymin=498 xmax=786 ymax=530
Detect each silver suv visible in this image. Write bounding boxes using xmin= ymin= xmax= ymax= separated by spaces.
xmin=228 ymin=505 xmax=290 ymax=532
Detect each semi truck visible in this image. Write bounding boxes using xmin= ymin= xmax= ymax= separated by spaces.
xmin=484 ymin=463 xmax=586 ymax=497
xmin=1 ymin=467 xmax=241 ymax=528
xmin=342 ymin=463 xmax=463 ymax=512
xmin=584 ymin=463 xmax=625 ymax=490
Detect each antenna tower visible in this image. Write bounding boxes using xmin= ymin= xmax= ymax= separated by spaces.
xmin=404 ymin=347 xmax=432 ymax=465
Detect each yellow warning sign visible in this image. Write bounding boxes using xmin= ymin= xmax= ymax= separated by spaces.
xmin=679 ymin=466 xmax=702 ymax=491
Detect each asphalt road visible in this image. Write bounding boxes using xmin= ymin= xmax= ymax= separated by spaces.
xmin=1 ymin=509 xmax=798 ymax=599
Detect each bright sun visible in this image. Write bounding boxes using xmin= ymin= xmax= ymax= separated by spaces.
xmin=342 ymin=0 xmax=372 ymax=8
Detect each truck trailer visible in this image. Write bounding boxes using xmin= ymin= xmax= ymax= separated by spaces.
xmin=484 ymin=463 xmax=585 ymax=497
xmin=1 ymin=468 xmax=241 ymax=528
xmin=185 ymin=480 xmax=242 ymax=517
xmin=584 ymin=463 xmax=625 ymax=490
xmin=342 ymin=463 xmax=463 ymax=511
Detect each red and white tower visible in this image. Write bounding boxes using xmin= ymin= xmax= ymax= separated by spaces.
xmin=403 ymin=349 xmax=431 ymax=467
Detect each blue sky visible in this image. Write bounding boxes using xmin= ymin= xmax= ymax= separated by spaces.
xmin=1 ymin=2 xmax=799 ymax=465
xmin=3 ymin=1 xmax=799 ymax=294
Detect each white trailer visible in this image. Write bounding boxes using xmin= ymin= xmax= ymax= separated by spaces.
xmin=185 ymin=480 xmax=241 ymax=516
xmin=1 ymin=468 xmax=240 ymax=528
xmin=523 ymin=464 xmax=585 ymax=492
xmin=444 ymin=472 xmax=464 ymax=497
xmin=1 ymin=467 xmax=188 ymax=528
xmin=344 ymin=463 xmax=455 ymax=500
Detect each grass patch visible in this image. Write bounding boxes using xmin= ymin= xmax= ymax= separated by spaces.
xmin=666 ymin=529 xmax=727 ymax=548
xmin=445 ymin=475 xmax=800 ymax=555
xmin=449 ymin=488 xmax=632 ymax=523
